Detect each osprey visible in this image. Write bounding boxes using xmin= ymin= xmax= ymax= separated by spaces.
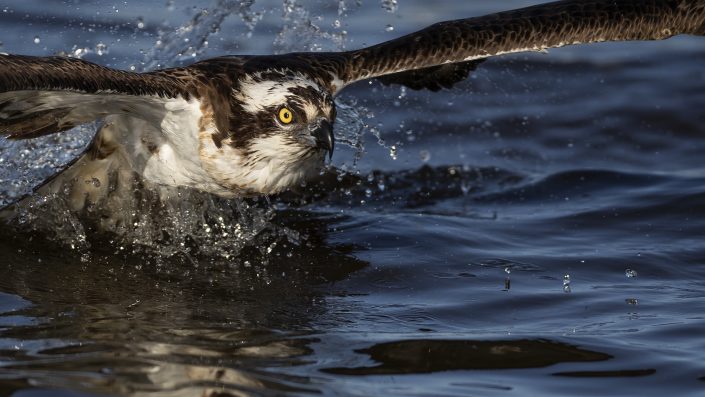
xmin=1 ymin=0 xmax=704 ymax=223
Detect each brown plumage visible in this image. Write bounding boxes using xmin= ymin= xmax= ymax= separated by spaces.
xmin=334 ymin=0 xmax=705 ymax=87
xmin=0 ymin=0 xmax=703 ymax=229
xmin=1 ymin=0 xmax=704 ymax=140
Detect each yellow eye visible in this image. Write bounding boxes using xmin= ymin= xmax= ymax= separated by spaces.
xmin=278 ymin=107 xmax=293 ymax=124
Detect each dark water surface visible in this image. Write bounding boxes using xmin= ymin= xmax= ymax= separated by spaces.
xmin=1 ymin=1 xmax=705 ymax=396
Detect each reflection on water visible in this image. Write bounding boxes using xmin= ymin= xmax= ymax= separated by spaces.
xmin=322 ymin=339 xmax=611 ymax=375
xmin=0 ymin=211 xmax=366 ymax=396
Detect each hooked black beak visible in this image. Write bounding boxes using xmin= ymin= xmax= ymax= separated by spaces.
xmin=312 ymin=119 xmax=335 ymax=160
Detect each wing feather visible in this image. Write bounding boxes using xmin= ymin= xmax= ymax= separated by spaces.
xmin=314 ymin=0 xmax=705 ymax=93
xmin=375 ymin=60 xmax=486 ymax=92
xmin=0 ymin=55 xmax=192 ymax=139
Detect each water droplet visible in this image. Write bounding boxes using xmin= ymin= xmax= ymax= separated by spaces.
xmin=460 ymin=180 xmax=471 ymax=195
xmin=563 ymin=274 xmax=571 ymax=293
xmin=381 ymin=0 xmax=398 ymax=13
xmin=129 ymin=65 xmax=136 ymax=71
xmin=625 ymin=298 xmax=638 ymax=305
xmin=502 ymin=267 xmax=512 ymax=290
xmin=398 ymin=86 xmax=407 ymax=99
xmin=419 ymin=150 xmax=431 ymax=163
xmin=333 ymin=19 xmax=341 ymax=28
xmin=136 ymin=17 xmax=145 ymax=29
xmin=33 ymin=36 xmax=40 ymax=44
xmin=389 ymin=145 xmax=398 ymax=160
xmin=625 ymin=268 xmax=638 ymax=278
xmin=385 ymin=24 xmax=394 ymax=32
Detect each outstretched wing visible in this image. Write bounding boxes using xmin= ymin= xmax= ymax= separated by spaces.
xmin=311 ymin=0 xmax=705 ymax=94
xmin=0 ymin=55 xmax=191 ymax=139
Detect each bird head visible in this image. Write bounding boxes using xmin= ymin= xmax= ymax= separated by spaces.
xmin=199 ymin=67 xmax=336 ymax=196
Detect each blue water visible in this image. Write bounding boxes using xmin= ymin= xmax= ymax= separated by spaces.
xmin=1 ymin=1 xmax=705 ymax=396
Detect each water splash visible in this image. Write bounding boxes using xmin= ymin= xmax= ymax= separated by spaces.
xmin=273 ymin=0 xmax=352 ymax=53
xmin=334 ymin=98 xmax=374 ymax=165
xmin=6 ymin=182 xmax=296 ymax=262
xmin=142 ymin=0 xmax=262 ymax=70
xmin=0 ymin=125 xmax=95 ymax=207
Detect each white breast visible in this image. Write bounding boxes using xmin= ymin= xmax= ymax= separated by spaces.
xmin=103 ymin=96 xmax=233 ymax=196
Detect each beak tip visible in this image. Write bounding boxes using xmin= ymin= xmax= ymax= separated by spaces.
xmin=313 ymin=119 xmax=335 ymax=161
